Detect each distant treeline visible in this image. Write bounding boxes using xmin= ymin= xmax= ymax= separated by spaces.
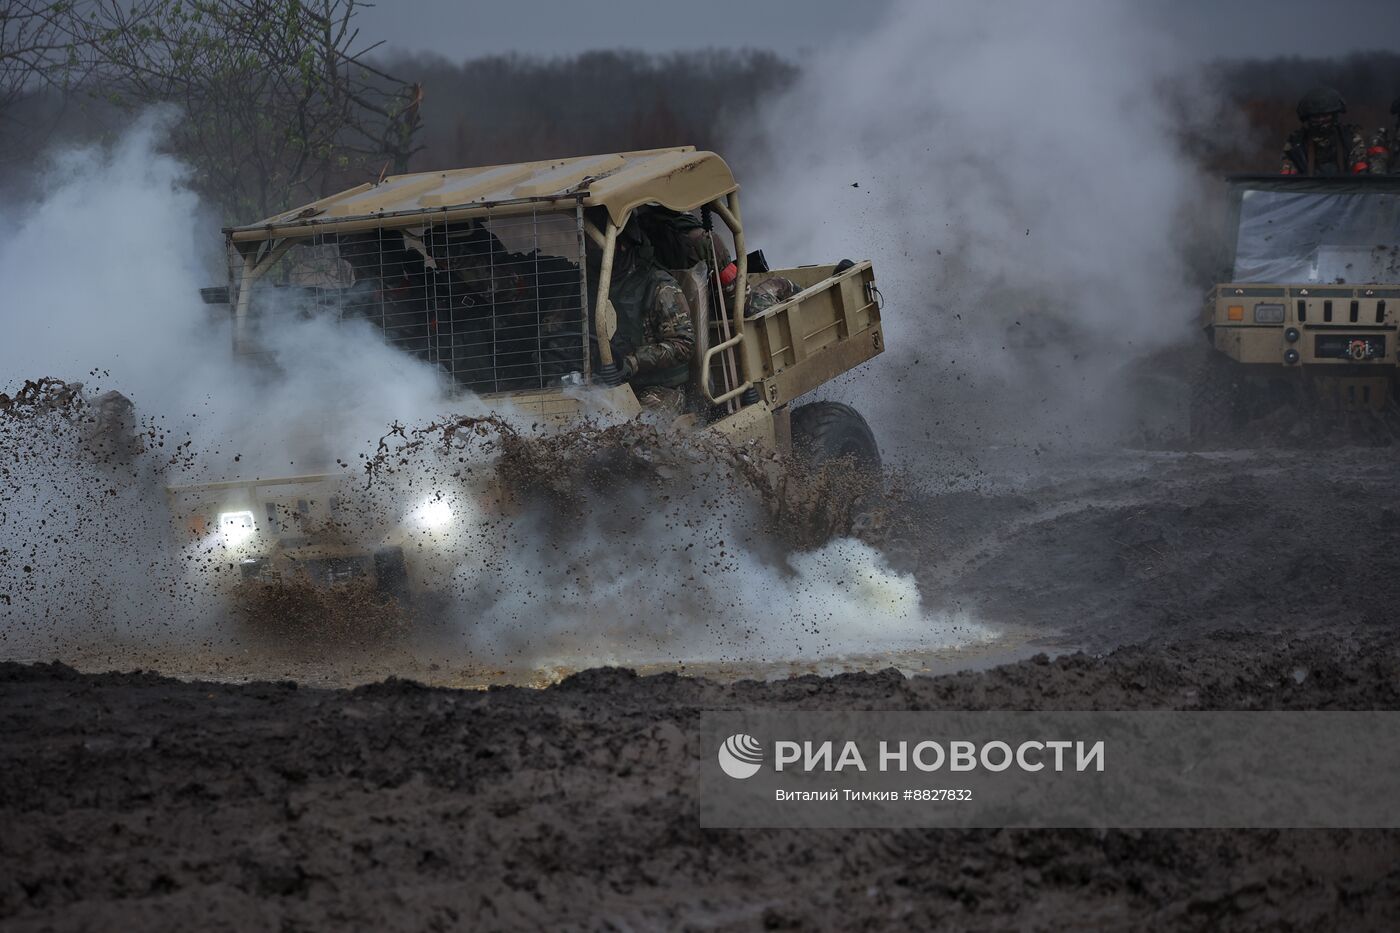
xmin=4 ymin=43 xmax=1399 ymax=217
xmin=376 ymin=48 xmax=1400 ymax=178
xmin=377 ymin=49 xmax=797 ymax=174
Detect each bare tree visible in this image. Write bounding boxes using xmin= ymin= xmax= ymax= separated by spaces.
xmin=64 ymin=0 xmax=422 ymax=220
xmin=0 ymin=1 xmax=81 ymax=112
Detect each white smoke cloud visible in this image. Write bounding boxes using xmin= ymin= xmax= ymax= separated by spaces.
xmin=0 ymin=113 xmax=454 ymax=483
xmin=0 ymin=117 xmax=990 ymax=676
xmin=738 ymin=0 xmax=1215 ymax=452
xmin=0 ymin=114 xmax=212 ymax=405
xmin=2 ymin=0 xmax=1229 ymax=678
xmin=370 ymin=446 xmax=992 ymax=670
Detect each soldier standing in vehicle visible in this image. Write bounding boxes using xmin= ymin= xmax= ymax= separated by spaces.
xmin=593 ymin=213 xmax=695 ymax=411
xmin=1366 ymin=98 xmax=1400 ymax=175
xmin=1280 ymin=87 xmax=1373 ymax=176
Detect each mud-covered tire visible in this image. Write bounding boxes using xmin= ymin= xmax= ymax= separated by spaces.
xmin=373 ymin=546 xmax=409 ymax=602
xmin=788 ymin=401 xmax=884 ymax=543
xmin=791 ymin=401 xmax=881 ymax=472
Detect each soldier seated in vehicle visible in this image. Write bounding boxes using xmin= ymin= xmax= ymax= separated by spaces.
xmin=588 ymin=211 xmax=695 ymax=412
xmin=637 ymin=204 xmax=805 ymax=315
xmin=1281 ymin=87 xmax=1374 ymax=176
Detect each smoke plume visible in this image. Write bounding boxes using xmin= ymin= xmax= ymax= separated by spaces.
xmin=0 ymin=116 xmax=988 ymax=679
xmin=739 ymin=0 xmax=1217 ymax=455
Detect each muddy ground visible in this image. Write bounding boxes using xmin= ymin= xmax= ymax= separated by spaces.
xmin=3 ymin=444 xmax=1400 ymax=930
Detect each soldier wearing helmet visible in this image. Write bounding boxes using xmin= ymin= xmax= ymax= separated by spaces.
xmin=588 ymin=210 xmax=695 ymax=411
xmin=1281 ymin=87 xmax=1373 ymax=176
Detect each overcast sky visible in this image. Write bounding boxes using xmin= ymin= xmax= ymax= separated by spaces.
xmin=356 ymin=0 xmax=1400 ymax=63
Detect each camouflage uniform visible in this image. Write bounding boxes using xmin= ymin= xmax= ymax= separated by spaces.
xmin=1367 ymin=127 xmax=1393 ymax=174
xmin=1369 ymin=99 xmax=1400 ymax=174
xmin=579 ymin=210 xmax=696 ymax=407
xmin=745 ymin=275 xmax=801 ymax=316
xmin=1280 ymin=124 xmax=1372 ymax=176
xmin=608 ymin=242 xmax=694 ymax=395
xmin=1281 ymin=87 xmax=1374 ymax=176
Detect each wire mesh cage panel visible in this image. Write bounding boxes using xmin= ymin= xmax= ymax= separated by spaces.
xmin=233 ymin=205 xmax=590 ymax=394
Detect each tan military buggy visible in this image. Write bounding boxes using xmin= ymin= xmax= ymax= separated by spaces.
xmin=1196 ymin=175 xmax=1400 ymax=437
xmin=178 ymin=147 xmax=886 ymax=599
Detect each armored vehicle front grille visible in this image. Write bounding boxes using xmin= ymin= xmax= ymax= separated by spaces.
xmin=1314 ymin=334 xmax=1387 ymax=360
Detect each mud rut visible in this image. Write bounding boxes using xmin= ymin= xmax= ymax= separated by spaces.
xmin=3 ymin=435 xmax=1400 ymax=929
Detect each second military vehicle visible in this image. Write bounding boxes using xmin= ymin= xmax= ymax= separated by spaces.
xmin=1197 ymin=174 xmax=1400 ymax=436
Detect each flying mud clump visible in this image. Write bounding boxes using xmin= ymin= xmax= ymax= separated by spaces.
xmin=2 ymin=376 xmax=980 ymax=676
xmin=366 ymin=411 xmax=901 ymax=550
xmin=345 ymin=410 xmax=958 ymax=671
xmin=0 ymin=377 xmax=195 ymax=645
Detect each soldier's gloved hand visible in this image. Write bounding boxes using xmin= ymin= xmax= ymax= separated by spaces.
xmin=593 ymin=354 xmax=638 ymax=386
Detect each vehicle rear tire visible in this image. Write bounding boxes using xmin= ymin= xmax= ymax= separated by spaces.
xmin=790 ymin=401 xmax=881 ymax=472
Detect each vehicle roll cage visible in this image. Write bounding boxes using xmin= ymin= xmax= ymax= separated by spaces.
xmin=225 ymin=148 xmax=751 ymax=404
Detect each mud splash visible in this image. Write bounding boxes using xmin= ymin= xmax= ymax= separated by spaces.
xmin=230 ymin=577 xmax=411 ymax=654
xmin=365 ymin=411 xmax=897 ymax=551
xmin=3 ymin=376 xmax=987 ymax=679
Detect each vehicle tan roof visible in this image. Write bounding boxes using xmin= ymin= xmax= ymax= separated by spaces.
xmin=229 ymin=146 xmax=737 ymax=241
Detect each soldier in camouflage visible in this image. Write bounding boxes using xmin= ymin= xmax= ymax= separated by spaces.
xmin=1280 ymin=87 xmax=1373 ymax=176
xmin=1366 ymin=97 xmax=1400 ymax=175
xmin=597 ymin=214 xmax=695 ymax=411
xmin=745 ymin=275 xmax=801 ymax=316
xmin=636 ymin=206 xmax=823 ymax=318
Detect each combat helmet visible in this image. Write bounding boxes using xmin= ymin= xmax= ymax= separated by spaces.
xmin=1297 ymin=86 xmax=1347 ymax=121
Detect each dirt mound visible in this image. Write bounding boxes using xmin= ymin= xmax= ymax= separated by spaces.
xmin=2 ymin=631 xmax=1398 ymax=931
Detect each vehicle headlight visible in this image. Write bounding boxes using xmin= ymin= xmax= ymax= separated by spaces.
xmin=410 ymin=497 xmax=454 ymax=530
xmin=218 ymin=510 xmax=257 ymax=545
xmin=1253 ymin=303 xmax=1285 ymax=324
